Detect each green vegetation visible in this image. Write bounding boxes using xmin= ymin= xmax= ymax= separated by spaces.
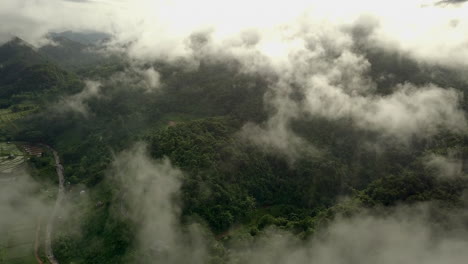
xmin=0 ymin=223 xmax=37 ymax=264
xmin=1 ymin=35 xmax=468 ymax=263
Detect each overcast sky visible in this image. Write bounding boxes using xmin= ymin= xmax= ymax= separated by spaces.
xmin=0 ymin=0 xmax=467 ymax=65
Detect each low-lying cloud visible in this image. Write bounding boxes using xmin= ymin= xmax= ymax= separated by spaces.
xmin=229 ymin=204 xmax=468 ymax=264
xmin=424 ymin=152 xmax=465 ymax=178
xmin=436 ymin=0 xmax=468 ymax=6
xmin=107 ymin=145 xmax=468 ymax=264
xmin=240 ymin=26 xmax=467 ymax=155
xmin=107 ymin=66 xmax=162 ymax=93
xmin=2 ymin=0 xmax=468 ymax=66
xmin=110 ymin=143 xmax=208 ymax=264
xmin=2 ymin=0 xmax=468 ymax=153
xmin=0 ymin=168 xmax=50 ymax=232
xmin=56 ymin=80 xmax=102 ymax=117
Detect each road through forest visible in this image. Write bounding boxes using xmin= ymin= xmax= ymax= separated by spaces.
xmin=44 ymin=146 xmax=64 ymax=264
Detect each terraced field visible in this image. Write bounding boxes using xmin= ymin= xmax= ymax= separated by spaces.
xmin=0 ymin=142 xmax=25 ymax=175
xmin=0 ymin=107 xmax=36 ymax=128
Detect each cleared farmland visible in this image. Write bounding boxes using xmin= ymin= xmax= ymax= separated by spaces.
xmin=0 ymin=142 xmax=25 ymax=175
xmin=0 ymin=107 xmax=36 ymax=128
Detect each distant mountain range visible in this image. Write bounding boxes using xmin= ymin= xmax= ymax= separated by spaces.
xmin=48 ymin=31 xmax=111 ymax=46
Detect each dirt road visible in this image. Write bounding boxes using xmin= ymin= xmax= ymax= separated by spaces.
xmin=44 ymin=147 xmax=64 ymax=264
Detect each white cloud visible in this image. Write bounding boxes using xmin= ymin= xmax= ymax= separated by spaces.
xmin=107 ymin=144 xmax=468 ymax=264
xmin=240 ymin=26 xmax=467 ymax=153
xmin=1 ymin=0 xmax=468 ymax=65
xmin=110 ymin=143 xmax=208 ymax=264
xmin=303 ymin=82 xmax=467 ymax=139
xmin=57 ymin=80 xmax=102 ymax=116
xmin=424 ymin=152 xmax=464 ymax=178
xmin=229 ymin=204 xmax=468 ymax=264
xmin=2 ymin=0 xmax=467 ymax=150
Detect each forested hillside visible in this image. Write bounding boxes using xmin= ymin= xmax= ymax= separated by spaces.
xmin=1 ymin=1 xmax=468 ymax=263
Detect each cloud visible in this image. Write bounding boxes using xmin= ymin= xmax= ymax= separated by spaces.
xmin=424 ymin=152 xmax=464 ymax=178
xmin=2 ymin=0 xmax=466 ymax=156
xmin=62 ymin=0 xmax=91 ymax=3
xmin=105 ymin=65 xmax=162 ymax=93
xmin=101 ymin=145 xmax=468 ymax=263
xmin=0 ymin=0 xmax=114 ymax=46
xmin=436 ymin=0 xmax=468 ymax=6
xmin=141 ymin=67 xmax=161 ymax=91
xmin=106 ymin=144 xmax=468 ymax=263
xmin=0 ymin=168 xmax=50 ymax=231
xmin=52 ymin=65 xmax=161 ymax=117
xmin=110 ymin=143 xmax=208 ymax=264
xmin=1 ymin=0 xmax=468 ymax=66
xmin=56 ymin=80 xmax=102 ymax=117
xmin=228 ymin=204 xmax=468 ymax=264
xmin=240 ymin=79 xmax=318 ymax=159
xmin=239 ymin=24 xmax=467 ymax=154
xmin=304 ymin=82 xmax=467 ymax=140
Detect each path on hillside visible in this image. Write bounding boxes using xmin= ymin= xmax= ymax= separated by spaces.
xmin=43 ymin=146 xmax=64 ymax=264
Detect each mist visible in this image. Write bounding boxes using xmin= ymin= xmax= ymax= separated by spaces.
xmin=2 ymin=0 xmax=468 ymax=65
xmin=109 ymin=143 xmax=208 ymax=264
xmin=57 ymin=80 xmax=102 ymax=117
xmin=106 ymin=145 xmax=468 ymax=264
xmin=3 ymin=0 xmax=468 ymax=150
xmin=2 ymin=0 xmax=468 ymax=263
xmin=228 ymin=204 xmax=468 ymax=264
xmin=0 ymin=168 xmax=50 ymax=231
xmin=424 ymin=152 xmax=465 ymax=178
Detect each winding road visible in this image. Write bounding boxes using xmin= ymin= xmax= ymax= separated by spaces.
xmin=44 ymin=146 xmax=64 ymax=264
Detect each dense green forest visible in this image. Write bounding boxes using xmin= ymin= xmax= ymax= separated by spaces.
xmin=1 ymin=32 xmax=467 ymax=264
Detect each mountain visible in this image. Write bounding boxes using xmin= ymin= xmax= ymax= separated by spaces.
xmin=0 ymin=37 xmax=46 ymax=65
xmin=48 ymin=31 xmax=111 ymax=46
xmin=0 ymin=37 xmax=82 ymax=106
xmin=40 ymin=34 xmax=108 ymax=70
xmin=0 ymin=37 xmax=49 ymax=85
xmin=1 ymin=35 xmax=468 ymax=264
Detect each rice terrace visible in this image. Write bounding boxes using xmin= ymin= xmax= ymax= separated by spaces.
xmin=0 ymin=142 xmax=25 ymax=175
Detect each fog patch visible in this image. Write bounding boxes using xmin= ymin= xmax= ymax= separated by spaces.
xmin=56 ymin=80 xmax=101 ymax=117
xmin=106 ymin=145 xmax=468 ymax=263
xmin=141 ymin=67 xmax=161 ymax=92
xmin=2 ymin=0 xmax=468 ymax=67
xmin=240 ymin=80 xmax=318 ymax=160
xmin=0 ymin=168 xmax=50 ymax=232
xmin=110 ymin=143 xmax=208 ymax=264
xmin=424 ymin=152 xmax=464 ymax=178
xmin=436 ymin=0 xmax=468 ymax=6
xmin=304 ymin=83 xmax=467 ymax=140
xmin=105 ymin=65 xmax=162 ymax=93
xmin=228 ymin=204 xmax=468 ymax=264
xmin=239 ymin=26 xmax=467 ymax=155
